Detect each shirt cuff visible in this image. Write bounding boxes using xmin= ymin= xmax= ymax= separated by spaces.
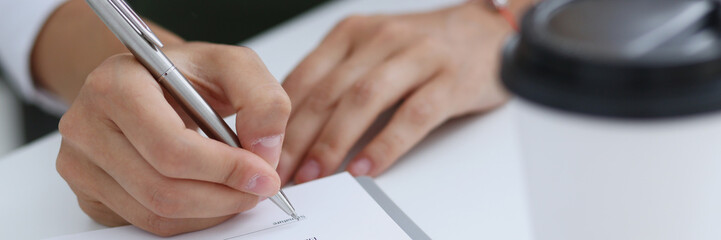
xmin=0 ymin=0 xmax=69 ymax=116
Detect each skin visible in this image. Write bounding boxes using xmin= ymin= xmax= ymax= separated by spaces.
xmin=34 ymin=0 xmax=288 ymax=236
xmin=30 ymin=0 xmax=533 ymax=236
xmin=280 ymin=1 xmax=533 ymax=184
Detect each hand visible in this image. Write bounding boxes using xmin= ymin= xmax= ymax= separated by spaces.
xmin=56 ymin=43 xmax=291 ymax=236
xmin=279 ymin=3 xmax=523 ymax=184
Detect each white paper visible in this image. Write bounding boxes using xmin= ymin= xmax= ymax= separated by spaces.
xmin=48 ymin=172 xmax=410 ymax=240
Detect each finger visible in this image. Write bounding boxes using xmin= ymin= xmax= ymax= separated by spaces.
xmin=291 ymin=19 xmax=416 ymax=114
xmin=175 ymin=44 xmax=291 ymax=167
xmin=78 ymin=198 xmax=127 ymax=227
xmin=98 ymin=128 xmax=263 ymax=218
xmin=279 ymin=21 xmax=420 ymax=183
xmin=57 ymin=140 xmax=128 ymax=227
xmin=347 ymin=76 xmax=455 ymax=176
xmin=57 ymin=142 xmax=233 ymax=236
xmin=88 ymin=55 xmax=280 ymax=197
xmin=283 ymin=15 xmax=376 ymax=110
xmin=293 ymin=41 xmax=446 ymax=183
xmin=105 ymin=177 xmax=234 ymax=237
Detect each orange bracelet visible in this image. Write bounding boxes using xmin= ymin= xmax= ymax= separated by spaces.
xmin=469 ymin=0 xmax=519 ymax=31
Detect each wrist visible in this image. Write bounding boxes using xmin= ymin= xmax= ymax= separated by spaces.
xmin=31 ymin=0 xmax=184 ymax=104
xmin=464 ymin=0 xmax=535 ymax=30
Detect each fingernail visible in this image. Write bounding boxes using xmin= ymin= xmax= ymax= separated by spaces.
xmin=296 ymin=160 xmax=321 ymax=183
xmin=349 ymin=158 xmax=373 ymax=176
xmin=245 ymin=174 xmax=278 ymax=197
xmin=251 ymin=134 xmax=283 ymax=168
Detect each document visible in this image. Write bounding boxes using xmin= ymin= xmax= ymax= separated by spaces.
xmin=49 ymin=173 xmax=413 ymax=240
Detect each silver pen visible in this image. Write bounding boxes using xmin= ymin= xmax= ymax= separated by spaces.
xmin=86 ymin=0 xmax=298 ymax=219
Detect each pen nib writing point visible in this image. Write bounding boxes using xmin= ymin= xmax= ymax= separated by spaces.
xmin=292 ymin=213 xmax=300 ymax=220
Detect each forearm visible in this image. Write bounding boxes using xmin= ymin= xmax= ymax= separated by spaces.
xmin=31 ymin=0 xmax=184 ymax=104
xmin=508 ymin=0 xmax=535 ymax=18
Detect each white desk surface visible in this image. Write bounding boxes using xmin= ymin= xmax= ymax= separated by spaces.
xmin=0 ymin=0 xmax=531 ymax=239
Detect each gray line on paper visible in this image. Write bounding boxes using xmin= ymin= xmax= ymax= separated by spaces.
xmin=224 ymin=216 xmax=306 ymax=240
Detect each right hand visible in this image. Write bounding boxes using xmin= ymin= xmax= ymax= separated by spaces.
xmin=56 ymin=43 xmax=291 ymax=236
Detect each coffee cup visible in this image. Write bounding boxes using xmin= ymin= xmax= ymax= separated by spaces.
xmin=502 ymin=1 xmax=721 ymax=239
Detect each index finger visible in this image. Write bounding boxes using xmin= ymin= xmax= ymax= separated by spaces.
xmin=95 ymin=54 xmax=280 ymax=197
xmin=176 ymin=44 xmax=292 ymax=167
xmin=281 ymin=15 xmax=363 ymax=110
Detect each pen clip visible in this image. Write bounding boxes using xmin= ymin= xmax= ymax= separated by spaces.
xmin=108 ymin=0 xmax=164 ymax=48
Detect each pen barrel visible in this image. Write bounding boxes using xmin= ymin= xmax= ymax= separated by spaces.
xmin=86 ymin=0 xmax=173 ymax=78
xmin=87 ymin=0 xmax=295 ymax=217
xmin=87 ymin=0 xmax=240 ymax=147
xmin=158 ymin=68 xmax=242 ymax=147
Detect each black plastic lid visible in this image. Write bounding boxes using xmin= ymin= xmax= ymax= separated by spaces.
xmin=501 ymin=0 xmax=721 ymax=118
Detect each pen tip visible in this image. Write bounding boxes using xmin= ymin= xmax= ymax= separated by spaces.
xmin=292 ymin=213 xmax=300 ymax=220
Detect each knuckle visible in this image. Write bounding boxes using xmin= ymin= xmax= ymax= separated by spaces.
xmin=262 ymin=85 xmax=293 ymax=116
xmin=85 ymin=54 xmax=134 ymax=95
xmin=79 ymin=199 xmax=105 ymax=213
xmin=403 ymin=100 xmax=439 ymax=127
xmin=150 ymin=138 xmax=191 ymax=178
xmin=310 ymin=140 xmax=341 ymax=162
xmin=148 ymin=184 xmax=183 ymax=218
xmin=287 ymin=60 xmax=322 ymax=85
xmin=57 ymin=109 xmax=99 ymax=146
xmin=306 ymin=89 xmax=335 ymax=113
xmin=350 ymin=79 xmax=380 ymax=105
xmin=210 ymin=45 xmax=262 ymax=66
xmin=416 ymin=36 xmax=444 ymax=53
xmin=249 ymin=83 xmax=292 ymax=120
xmin=55 ymin=143 xmax=98 ymax=192
xmin=221 ymin=158 xmax=241 ymax=187
xmin=442 ymin=59 xmax=463 ymax=74
xmin=144 ymin=214 xmax=178 ymax=237
xmin=58 ymin=113 xmax=80 ymax=141
xmin=373 ymin=21 xmax=406 ymax=42
xmin=337 ymin=14 xmax=368 ymax=30
xmin=373 ymin=66 xmax=395 ymax=82
xmin=84 ymin=68 xmax=114 ymax=97
xmin=77 ymin=200 xmax=101 ymax=220
xmin=373 ymin=133 xmax=404 ymax=161
xmin=57 ymin=115 xmax=72 ymax=137
xmin=155 ymin=159 xmax=186 ymax=179
xmin=55 ymin=153 xmax=77 ymax=182
xmin=414 ymin=37 xmax=452 ymax=64
xmin=228 ymin=46 xmax=260 ymax=62
xmin=78 ymin=199 xmax=126 ymax=227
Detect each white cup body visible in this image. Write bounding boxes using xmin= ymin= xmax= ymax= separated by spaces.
xmin=514 ymin=98 xmax=721 ymax=240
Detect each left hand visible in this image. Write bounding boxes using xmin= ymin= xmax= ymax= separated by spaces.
xmin=279 ymin=3 xmax=519 ymax=184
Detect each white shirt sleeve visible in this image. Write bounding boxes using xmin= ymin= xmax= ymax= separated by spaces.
xmin=0 ymin=0 xmax=69 ymax=116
